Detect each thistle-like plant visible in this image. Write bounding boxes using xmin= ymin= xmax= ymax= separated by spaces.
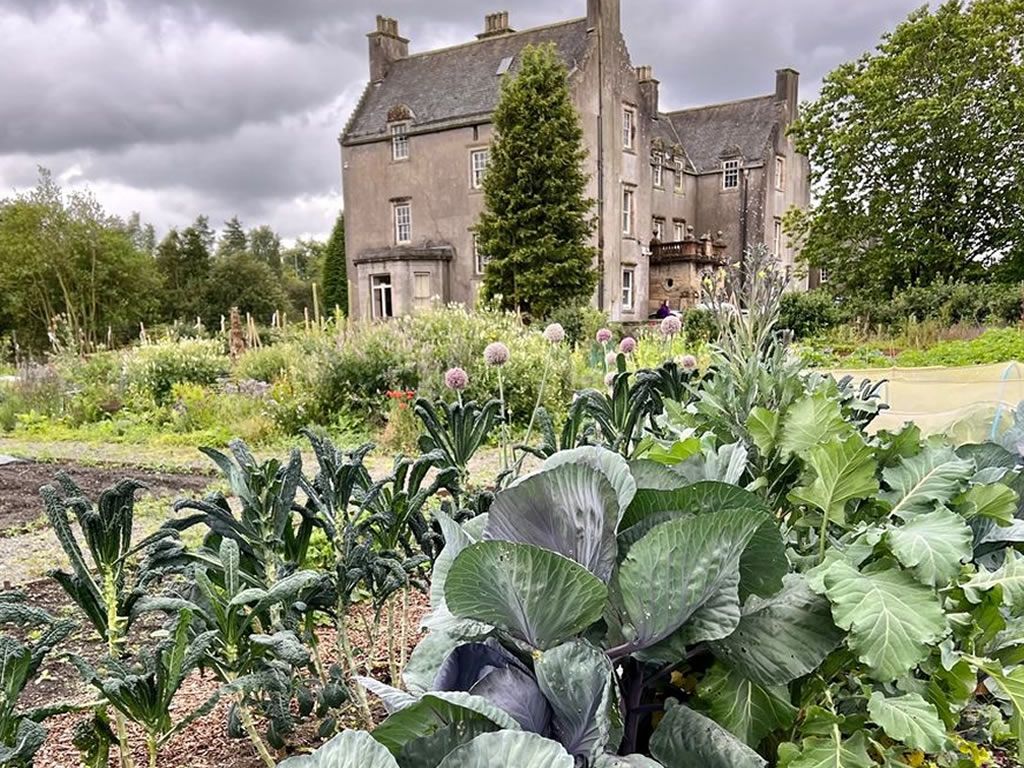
xmin=0 ymin=593 xmax=76 ymax=768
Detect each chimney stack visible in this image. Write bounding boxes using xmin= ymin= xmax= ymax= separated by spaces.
xmin=775 ymin=68 xmax=800 ymax=122
xmin=637 ymin=65 xmax=660 ymax=117
xmin=587 ymin=0 xmax=621 ymax=37
xmin=478 ymin=11 xmax=515 ymax=39
xmin=367 ymin=15 xmax=409 ymax=83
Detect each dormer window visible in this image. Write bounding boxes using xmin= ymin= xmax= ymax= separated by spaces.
xmin=391 ymin=123 xmax=409 ymax=161
xmin=722 ymin=159 xmax=740 ymax=190
xmin=674 ymin=160 xmax=684 ymax=193
xmin=652 ymin=150 xmax=664 ymax=188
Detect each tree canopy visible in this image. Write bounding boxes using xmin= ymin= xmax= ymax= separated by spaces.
xmin=477 ymin=43 xmax=597 ymax=318
xmin=788 ymin=0 xmax=1024 ymax=299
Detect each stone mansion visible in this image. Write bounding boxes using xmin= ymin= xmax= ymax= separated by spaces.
xmin=340 ymin=0 xmax=810 ymax=321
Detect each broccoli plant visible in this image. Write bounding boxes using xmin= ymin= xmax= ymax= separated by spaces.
xmin=0 ymin=593 xmax=76 ymax=768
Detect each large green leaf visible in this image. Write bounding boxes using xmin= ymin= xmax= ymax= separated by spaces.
xmin=887 ymin=507 xmax=972 ymax=587
xmin=485 ymin=460 xmax=621 ymax=581
xmin=615 ymin=510 xmax=766 ymax=650
xmin=445 ymin=541 xmax=607 ymax=650
xmin=972 ymin=657 xmax=1024 ymax=755
xmin=403 ymin=631 xmax=466 ymax=695
xmin=866 ymin=691 xmax=946 ymax=753
xmin=539 ymin=447 xmax=637 ymax=515
xmin=619 ymin=482 xmax=785 ymax=599
xmin=959 ymin=483 xmax=1018 ymax=525
xmin=747 ymin=406 xmax=780 ymax=457
xmin=711 ymin=574 xmax=843 ymax=687
xmin=788 ymin=433 xmax=879 ymax=528
xmin=423 ymin=510 xmax=492 ymax=638
xmin=535 ymin=640 xmax=620 ymax=760
xmin=821 ymin=560 xmax=947 ymax=681
xmin=436 ymin=731 xmax=574 ymax=768
xmin=593 ymin=755 xmax=664 ymax=767
xmin=278 ymin=730 xmax=399 ymax=767
xmin=784 ymin=732 xmax=872 ymax=768
xmin=882 ymin=447 xmax=974 ymax=519
xmin=778 ymin=391 xmax=851 ymax=460
xmin=649 ymin=701 xmax=766 ymax=768
xmin=699 ymin=664 xmax=796 ymax=747
xmin=963 ymin=548 xmax=1024 ymax=611
xmin=372 ymin=692 xmax=519 ymax=756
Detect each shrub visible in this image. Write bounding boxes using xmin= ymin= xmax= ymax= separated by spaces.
xmin=682 ymin=306 xmax=718 ymax=344
xmin=167 ymin=382 xmax=276 ymax=444
xmin=234 ymin=343 xmax=300 ymax=384
xmin=542 ymin=304 xmax=606 ymax=347
xmin=0 ymin=365 xmax=63 ymax=431
xmin=53 ymin=351 xmax=124 ymax=425
xmin=122 ymin=338 xmax=229 ymax=405
xmin=778 ymin=289 xmax=842 ymax=339
xmin=895 ymin=326 xmax=1024 ymax=367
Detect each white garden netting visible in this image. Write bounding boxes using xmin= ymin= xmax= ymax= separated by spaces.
xmin=825 ymin=362 xmax=1024 ymax=444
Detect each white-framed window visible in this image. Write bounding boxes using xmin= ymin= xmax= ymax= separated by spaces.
xmin=391 ymin=123 xmax=409 ymax=161
xmin=652 ymin=151 xmax=664 ymax=188
xmin=621 ymin=268 xmax=635 ymax=311
xmin=652 ymin=218 xmax=665 ymax=242
xmin=413 ymin=272 xmax=431 ymax=311
xmin=773 ymin=218 xmax=783 ymax=256
xmin=473 ymin=234 xmax=490 ymax=275
xmin=622 ymin=106 xmax=636 ymax=150
xmin=674 ymin=160 xmax=684 ymax=192
xmin=371 ymin=274 xmax=394 ymax=319
xmin=393 ymin=201 xmax=411 ymax=244
xmin=470 ymin=148 xmax=490 ymax=189
xmin=622 ymin=186 xmax=635 ymax=235
xmin=775 ymin=155 xmax=785 ymax=190
xmin=673 ymin=220 xmax=685 ymax=241
xmin=722 ymin=159 xmax=740 ymax=190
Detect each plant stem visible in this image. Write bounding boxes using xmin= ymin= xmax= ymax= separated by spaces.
xmin=386 ymin=597 xmax=398 ymax=684
xmin=818 ymin=512 xmax=830 ymax=564
xmin=336 ymin=603 xmax=374 ymax=728
xmin=236 ymin=695 xmax=277 ymax=768
xmin=146 ymin=733 xmax=158 ymax=768
xmin=621 ymin=659 xmax=645 ymax=756
xmin=399 ymin=588 xmax=410 ymax=674
xmin=497 ymin=369 xmax=509 ymax=472
xmin=104 ymin=570 xmax=135 ymax=768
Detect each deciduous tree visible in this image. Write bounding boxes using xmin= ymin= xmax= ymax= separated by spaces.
xmin=788 ymin=0 xmax=1024 ymax=299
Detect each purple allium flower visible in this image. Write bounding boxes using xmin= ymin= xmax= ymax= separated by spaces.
xmin=596 ymin=328 xmax=613 ymax=344
xmin=543 ymin=323 xmax=566 ymax=345
xmin=605 ymin=351 xmax=618 ymax=367
xmin=604 ymin=372 xmax=617 ymax=388
xmin=680 ymin=354 xmax=698 ymax=373
xmin=444 ymin=367 xmax=469 ymax=391
xmin=660 ymin=315 xmax=682 ymax=337
xmin=619 ymin=337 xmax=637 ymax=355
xmin=484 ymin=342 xmax=510 ymax=367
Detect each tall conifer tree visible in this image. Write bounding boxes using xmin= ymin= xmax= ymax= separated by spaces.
xmin=321 ymin=212 xmax=348 ymax=315
xmin=477 ymin=44 xmax=597 ymax=317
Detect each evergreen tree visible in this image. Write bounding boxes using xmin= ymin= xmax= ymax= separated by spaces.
xmin=218 ymin=216 xmax=248 ymax=258
xmin=477 ymin=43 xmax=597 ymax=318
xmin=156 ymin=216 xmax=212 ymax=321
xmin=321 ymin=211 xmax=348 ymax=315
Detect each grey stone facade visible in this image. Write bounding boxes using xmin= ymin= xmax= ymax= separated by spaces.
xmin=340 ymin=1 xmax=810 ymax=321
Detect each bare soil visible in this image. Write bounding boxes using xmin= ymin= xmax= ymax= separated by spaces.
xmin=0 ymin=459 xmax=210 ymax=536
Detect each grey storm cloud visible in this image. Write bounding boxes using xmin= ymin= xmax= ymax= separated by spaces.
xmin=0 ymin=0 xmax=924 ymax=240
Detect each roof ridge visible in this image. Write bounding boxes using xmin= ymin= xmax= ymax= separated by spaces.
xmin=664 ymin=93 xmax=775 ymax=115
xmin=401 ymin=16 xmax=588 ymax=61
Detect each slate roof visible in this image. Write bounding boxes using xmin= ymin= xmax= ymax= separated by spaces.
xmin=665 ymin=95 xmax=780 ymax=173
xmin=344 ymin=18 xmax=591 ymax=143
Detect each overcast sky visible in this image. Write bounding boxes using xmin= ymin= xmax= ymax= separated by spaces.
xmin=0 ymin=0 xmax=924 ymax=243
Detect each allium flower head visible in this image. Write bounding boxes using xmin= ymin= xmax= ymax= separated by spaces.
xmin=619 ymin=337 xmax=637 ymax=355
xmin=604 ymin=372 xmax=617 ymax=389
xmin=680 ymin=354 xmax=698 ymax=373
xmin=596 ymin=328 xmax=613 ymax=344
xmin=484 ymin=342 xmax=510 ymax=367
xmin=543 ymin=323 xmax=566 ymax=345
xmin=605 ymin=351 xmax=618 ymax=367
xmin=660 ymin=315 xmax=682 ymax=337
xmin=444 ymin=367 xmax=469 ymax=391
